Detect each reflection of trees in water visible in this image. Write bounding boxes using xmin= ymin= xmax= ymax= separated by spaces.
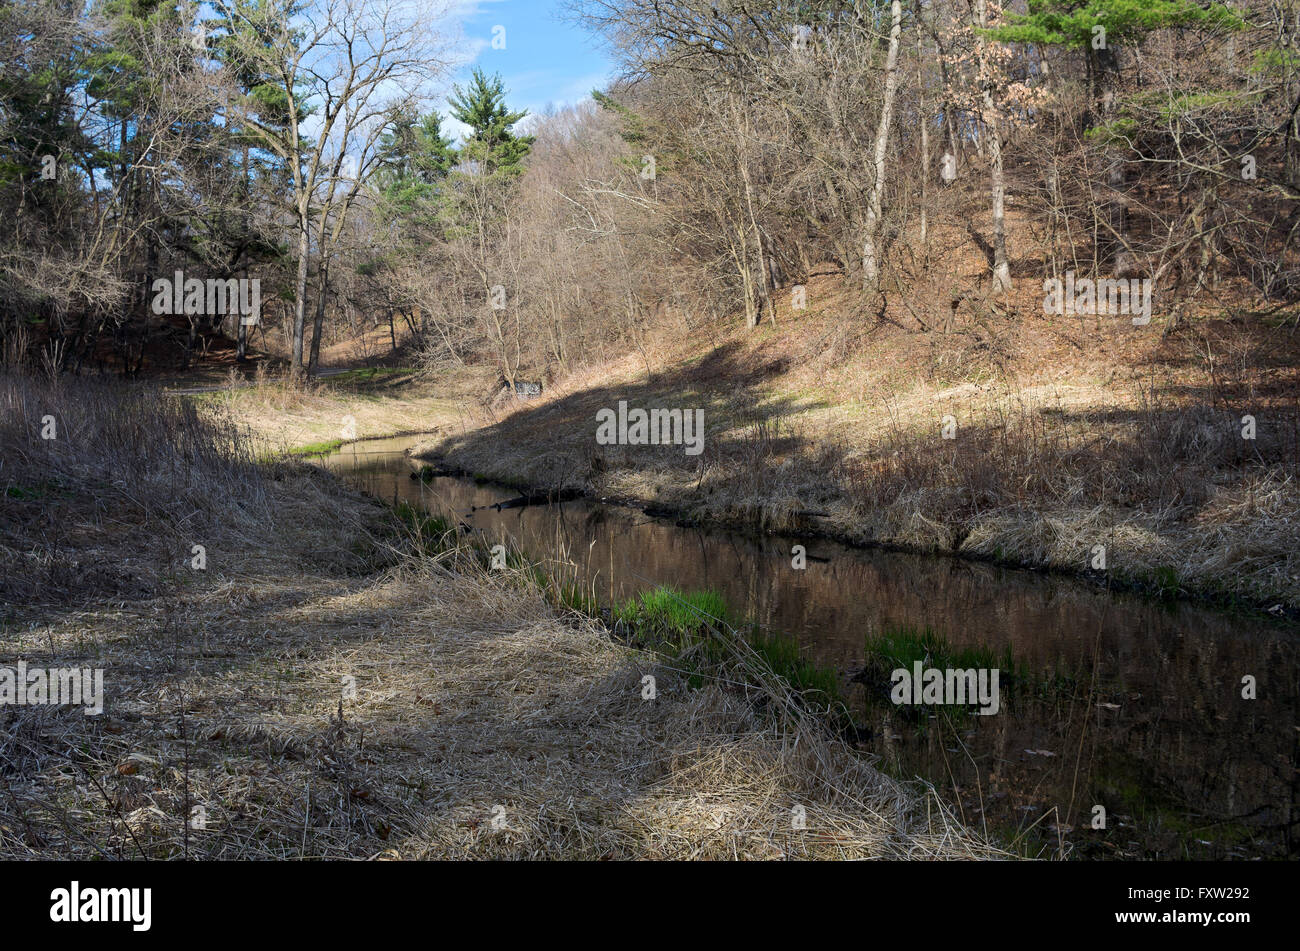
xmin=885 ymin=680 xmax=1294 ymax=858
xmin=330 ymin=454 xmax=1299 ymax=858
xmin=868 ymin=630 xmax=1297 ymax=858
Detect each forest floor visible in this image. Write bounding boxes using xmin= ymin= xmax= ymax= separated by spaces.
xmin=180 ymin=368 xmax=467 ymax=453
xmin=1 ymin=371 xmax=993 ymax=859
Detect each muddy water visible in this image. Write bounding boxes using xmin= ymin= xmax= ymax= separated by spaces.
xmin=321 ymin=436 xmax=1299 ymax=859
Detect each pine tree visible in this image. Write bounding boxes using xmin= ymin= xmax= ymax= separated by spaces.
xmin=378 ymin=108 xmax=458 ymax=208
xmin=986 ymin=0 xmax=1243 ymax=100
xmin=0 ymin=0 xmax=88 ymax=191
xmin=447 ymin=69 xmax=533 ymax=175
xmin=987 ymin=0 xmax=1244 ymax=267
xmin=987 ymin=0 xmax=1241 ymax=50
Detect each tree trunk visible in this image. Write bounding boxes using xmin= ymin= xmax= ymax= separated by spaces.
xmin=1092 ymin=43 xmax=1127 ymax=266
xmin=292 ymin=217 xmax=309 ymax=374
xmin=977 ymin=0 xmax=1012 ymax=291
xmin=862 ymin=0 xmax=903 ymax=289
xmin=918 ymin=28 xmax=929 ymax=250
xmin=236 ymin=266 xmax=248 ymax=361
xmin=989 ymin=123 xmax=1011 ymax=291
xmin=308 ymin=256 xmax=329 ymax=372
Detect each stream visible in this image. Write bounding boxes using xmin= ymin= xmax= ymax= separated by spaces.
xmin=321 ymin=435 xmax=1299 ymax=859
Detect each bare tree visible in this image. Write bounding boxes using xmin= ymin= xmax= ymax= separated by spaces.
xmin=862 ymin=0 xmax=903 ymax=289
xmin=225 ymin=0 xmax=448 ymax=373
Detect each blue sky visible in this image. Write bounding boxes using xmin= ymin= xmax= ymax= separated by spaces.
xmin=439 ymin=0 xmax=615 ymax=142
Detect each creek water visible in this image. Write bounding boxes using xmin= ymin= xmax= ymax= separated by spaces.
xmin=321 ymin=435 xmax=1299 ymax=859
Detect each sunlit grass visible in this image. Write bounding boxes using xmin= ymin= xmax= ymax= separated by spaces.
xmin=613 ymin=586 xmax=841 ymax=708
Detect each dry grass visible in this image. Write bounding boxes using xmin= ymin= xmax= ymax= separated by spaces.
xmin=0 ymin=370 xmax=999 ymax=860
xmin=179 ymin=370 xmax=479 ymax=456
xmin=0 ymin=371 xmax=376 ymax=605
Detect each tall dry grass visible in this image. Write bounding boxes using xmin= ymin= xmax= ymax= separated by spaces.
xmin=1 ymin=372 xmax=265 ymax=604
xmin=186 ymin=370 xmax=470 ymax=456
xmin=837 ymin=387 xmax=1300 ymax=604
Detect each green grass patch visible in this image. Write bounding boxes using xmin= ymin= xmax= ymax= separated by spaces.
xmin=4 ymin=481 xmax=73 ymax=501
xmin=287 ymin=438 xmax=345 ymax=457
xmin=750 ymin=630 xmax=842 ymax=702
xmin=860 ymin=623 xmax=1025 ymax=726
xmin=390 ymin=499 xmax=458 ymax=556
xmin=614 ymin=587 xmax=730 ymax=639
xmin=864 ymin=623 xmax=1014 ymax=674
xmin=323 ymin=367 xmax=414 ymax=387
xmin=6 ymin=484 xmax=46 ymax=500
xmin=613 ymin=586 xmax=842 ymax=709
xmin=556 ymin=582 xmax=599 ymax=616
xmin=1150 ymin=565 xmax=1181 ymax=599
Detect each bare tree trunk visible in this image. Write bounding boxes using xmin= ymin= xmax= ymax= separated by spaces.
xmin=743 ymin=181 xmax=772 ymax=324
xmin=918 ymin=28 xmax=929 ymax=250
xmin=862 ymin=0 xmax=903 ymax=289
xmin=989 ymin=126 xmax=1011 ymax=290
xmin=976 ymin=0 xmax=1012 ymax=291
xmin=308 ymin=257 xmax=329 ymax=372
xmin=1092 ymin=42 xmax=1127 ymax=266
xmin=292 ymin=219 xmax=309 ymax=373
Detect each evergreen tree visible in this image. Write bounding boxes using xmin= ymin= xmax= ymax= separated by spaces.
xmin=987 ymin=0 xmax=1241 ymax=50
xmin=447 ymin=69 xmax=533 ymax=175
xmin=377 ymin=108 xmax=458 ymax=210
xmin=987 ymin=0 xmax=1243 ymax=100
xmin=986 ymin=0 xmax=1244 ymax=267
xmin=0 ymin=0 xmax=88 ymax=193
